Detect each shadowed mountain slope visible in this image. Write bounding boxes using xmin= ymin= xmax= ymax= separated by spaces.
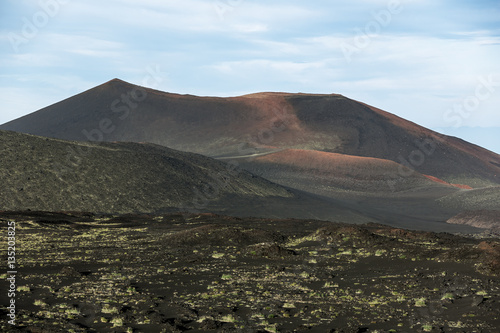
xmin=438 ymin=186 xmax=500 ymax=211
xmin=0 ymin=130 xmax=284 ymax=213
xmin=2 ymin=79 xmax=499 ymax=188
xmin=0 ymin=130 xmax=377 ymax=223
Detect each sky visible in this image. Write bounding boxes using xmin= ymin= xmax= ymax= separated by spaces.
xmin=1 ymin=0 xmax=499 ymax=153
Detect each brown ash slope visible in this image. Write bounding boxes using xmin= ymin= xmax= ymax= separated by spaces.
xmin=447 ymin=210 xmax=500 ymax=234
xmin=0 ymin=130 xmax=375 ymax=223
xmin=235 ymin=149 xmax=497 ymax=230
xmin=235 ymin=148 xmax=458 ymax=194
xmin=1 ymin=79 xmax=499 ymax=188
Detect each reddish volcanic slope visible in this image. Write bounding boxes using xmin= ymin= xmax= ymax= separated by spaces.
xmin=238 ymin=149 xmax=455 ymax=194
xmin=1 ymin=79 xmax=499 ymax=188
xmin=422 ymin=175 xmax=473 ymax=190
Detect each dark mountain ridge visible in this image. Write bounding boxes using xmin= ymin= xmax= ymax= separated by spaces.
xmin=2 ymin=79 xmax=499 ymax=188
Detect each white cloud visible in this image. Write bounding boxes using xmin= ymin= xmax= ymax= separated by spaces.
xmin=54 ymin=0 xmax=314 ymax=35
xmin=45 ymin=34 xmax=124 ymax=57
xmin=231 ymin=23 xmax=269 ymax=33
xmin=6 ymin=53 xmax=62 ymax=67
xmin=212 ymin=59 xmax=325 ymax=76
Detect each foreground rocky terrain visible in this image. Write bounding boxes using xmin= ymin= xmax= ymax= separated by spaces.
xmin=1 ymin=211 xmax=499 ymax=332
